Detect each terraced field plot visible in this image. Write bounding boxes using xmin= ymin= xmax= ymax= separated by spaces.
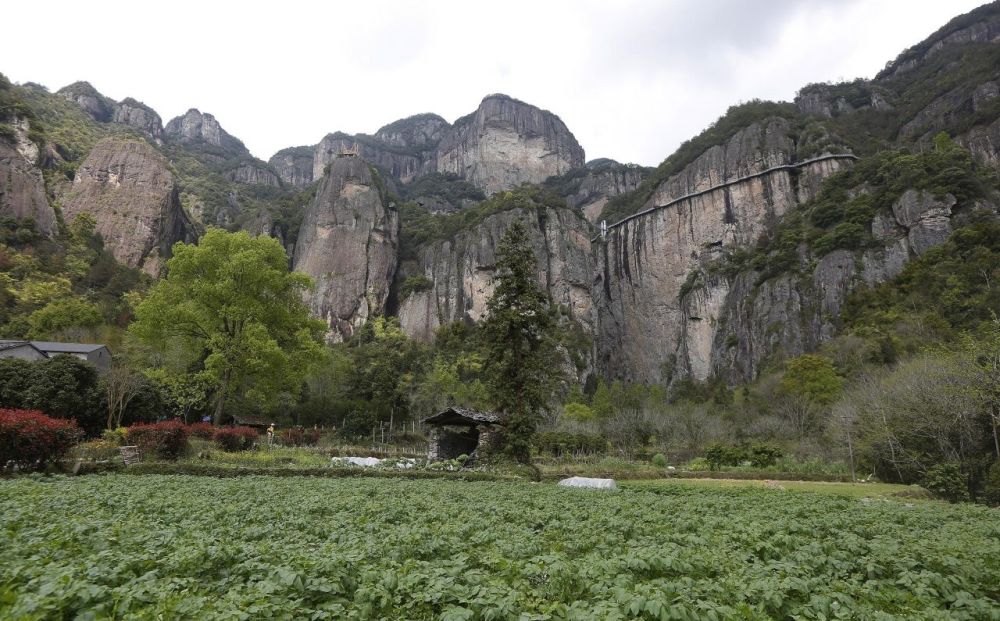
xmin=1 ymin=475 xmax=998 ymax=619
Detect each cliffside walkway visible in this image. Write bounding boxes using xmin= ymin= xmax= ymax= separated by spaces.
xmin=591 ymin=153 xmax=858 ymax=243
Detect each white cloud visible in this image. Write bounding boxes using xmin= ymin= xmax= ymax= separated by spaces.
xmin=0 ymin=0 xmax=988 ymax=165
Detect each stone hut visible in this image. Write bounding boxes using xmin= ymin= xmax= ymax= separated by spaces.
xmin=423 ymin=406 xmax=503 ymax=461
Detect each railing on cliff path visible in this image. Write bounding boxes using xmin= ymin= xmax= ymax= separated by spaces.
xmin=591 ymin=153 xmax=859 ymax=243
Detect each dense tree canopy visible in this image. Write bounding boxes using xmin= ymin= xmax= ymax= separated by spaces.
xmin=130 ymin=230 xmax=325 ymax=424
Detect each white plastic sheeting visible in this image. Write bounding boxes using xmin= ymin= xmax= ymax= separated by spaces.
xmin=330 ymin=457 xmax=418 ymax=469
xmin=557 ymin=476 xmax=617 ymax=490
xmin=333 ymin=457 xmax=382 ymax=467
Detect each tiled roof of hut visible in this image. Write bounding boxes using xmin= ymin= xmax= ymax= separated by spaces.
xmin=423 ymin=406 xmax=502 ymax=426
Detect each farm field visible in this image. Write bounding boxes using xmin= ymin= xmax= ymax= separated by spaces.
xmin=621 ymin=478 xmax=924 ymax=500
xmin=1 ymin=476 xmax=998 ymax=620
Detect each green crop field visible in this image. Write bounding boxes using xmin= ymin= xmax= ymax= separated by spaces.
xmin=1 ymin=476 xmax=998 ymax=620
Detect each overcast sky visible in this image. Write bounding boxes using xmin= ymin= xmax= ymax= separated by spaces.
xmin=1 ymin=1 xmax=987 ymax=166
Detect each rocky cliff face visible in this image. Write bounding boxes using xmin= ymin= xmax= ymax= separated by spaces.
xmin=878 ymin=6 xmax=1000 ymax=79
xmin=794 ymin=83 xmax=895 ymax=119
xmin=375 ymin=113 xmax=450 ymax=150
xmin=60 ymin=137 xmax=193 ymax=275
xmin=165 ymin=109 xmax=248 ymax=155
xmin=436 ymin=94 xmax=585 ymax=195
xmin=292 ymin=156 xmax=398 ymax=342
xmin=555 ymin=159 xmax=649 ymax=224
xmin=112 ymin=98 xmax=163 ymax=141
xmin=0 ymin=119 xmax=56 ymax=236
xmin=397 ymin=206 xmax=594 ymax=343
xmin=593 ymin=119 xmax=850 ymax=383
xmin=223 ymin=162 xmax=281 ymax=187
xmin=57 ymin=81 xmax=115 ymax=122
xmin=897 ymin=75 xmax=1000 ymax=168
xmin=312 ymin=132 xmax=430 ymax=186
xmin=308 ymin=115 xmax=449 ymax=188
xmin=274 ymin=96 xmax=583 ymax=196
xmin=268 ymin=146 xmax=315 ymax=187
xmin=58 ymin=84 xmax=164 ymax=141
xmin=690 ymin=190 xmax=972 ymax=383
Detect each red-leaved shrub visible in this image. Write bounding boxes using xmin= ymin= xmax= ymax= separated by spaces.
xmin=125 ymin=420 xmax=190 ymax=461
xmin=186 ymin=422 xmax=216 ymax=440
xmin=213 ymin=426 xmax=259 ymax=452
xmin=0 ymin=408 xmax=83 ymax=469
xmin=278 ymin=426 xmax=322 ymax=447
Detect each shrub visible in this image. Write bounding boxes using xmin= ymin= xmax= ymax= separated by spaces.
xmin=532 ymin=431 xmax=607 ymax=456
xmin=651 ymin=453 xmax=668 ymax=468
xmin=125 ymin=420 xmax=189 ymax=461
xmin=71 ymin=439 xmax=120 ymax=461
xmin=747 ymin=444 xmax=783 ymax=468
xmin=923 ymin=462 xmax=969 ymax=503
xmin=705 ymin=442 xmax=783 ymax=470
xmin=981 ymin=460 xmax=1000 ymax=507
xmin=213 ymin=426 xmax=259 ymax=452
xmin=0 ymin=408 xmax=83 ymax=469
xmin=705 ymin=443 xmax=745 ymax=470
xmin=187 ymin=422 xmax=216 ymax=440
xmin=278 ymin=427 xmax=321 ymax=447
xmin=0 ymin=356 xmax=103 ymax=436
xmin=101 ymin=427 xmax=127 ymax=446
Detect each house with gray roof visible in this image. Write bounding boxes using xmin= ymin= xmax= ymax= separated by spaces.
xmin=0 ymin=341 xmax=48 ymax=362
xmin=0 ymin=340 xmax=112 ymax=372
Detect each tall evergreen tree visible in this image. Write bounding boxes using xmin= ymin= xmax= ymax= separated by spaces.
xmin=480 ymin=220 xmax=558 ymax=461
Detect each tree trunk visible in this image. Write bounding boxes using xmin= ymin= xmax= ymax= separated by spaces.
xmin=846 ymin=427 xmax=856 ymax=483
xmin=213 ymin=370 xmax=233 ymax=426
xmin=213 ymin=392 xmax=227 ymax=426
xmin=991 ymin=409 xmax=1000 ymax=459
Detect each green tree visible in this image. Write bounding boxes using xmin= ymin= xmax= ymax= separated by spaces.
xmin=0 ymin=356 xmax=104 ymax=435
xmin=145 ymin=369 xmax=210 ymax=423
xmin=129 ymin=230 xmax=325 ymax=424
xmin=26 ymin=297 xmax=102 ymax=338
xmin=591 ymin=380 xmax=614 ymax=419
xmin=479 ymin=221 xmax=559 ymax=461
xmin=346 ymin=317 xmax=430 ymax=429
xmin=781 ymin=354 xmax=843 ymax=405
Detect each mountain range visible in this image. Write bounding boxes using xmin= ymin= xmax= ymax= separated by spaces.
xmin=1 ymin=1 xmax=999 ymax=388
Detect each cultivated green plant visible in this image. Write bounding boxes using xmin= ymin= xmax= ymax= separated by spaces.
xmin=923 ymin=462 xmax=969 ymax=503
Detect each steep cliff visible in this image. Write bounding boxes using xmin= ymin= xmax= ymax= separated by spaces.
xmin=591 ymin=3 xmax=1000 ymax=386
xmin=60 ymin=137 xmax=193 ymax=275
xmin=593 ymin=118 xmax=852 ymax=383
xmin=164 ymin=109 xmax=249 ymax=156
xmin=678 ymin=189 xmax=977 ymax=384
xmin=546 ymin=159 xmax=650 ymax=224
xmin=877 ymin=3 xmax=1000 ymax=80
xmin=397 ymin=204 xmax=594 ymax=343
xmin=268 ymin=145 xmax=315 ymax=187
xmin=0 ymin=119 xmax=56 ymax=236
xmin=436 ymin=94 xmax=585 ymax=195
xmin=274 ymin=97 xmax=584 ymax=197
xmin=375 ymin=113 xmax=449 ymax=150
xmin=112 ymin=97 xmax=163 ymax=141
xmin=223 ymin=161 xmax=281 ymax=187
xmin=292 ymin=156 xmax=398 ymax=342
xmin=57 ymin=81 xmax=115 ymax=122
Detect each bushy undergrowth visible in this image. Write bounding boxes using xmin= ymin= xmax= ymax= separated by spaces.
xmin=212 ymin=426 xmax=259 ymax=452
xmin=532 ymin=431 xmax=606 ymax=457
xmin=0 ymin=408 xmax=83 ymax=470
xmin=704 ymin=442 xmax=783 ymax=470
xmin=277 ymin=426 xmax=321 ymax=447
xmin=124 ymin=420 xmax=189 ymax=461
